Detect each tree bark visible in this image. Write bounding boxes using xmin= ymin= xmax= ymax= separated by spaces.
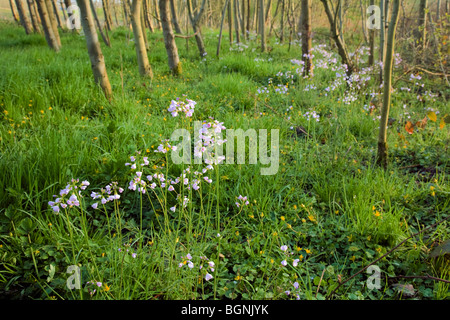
xmin=36 ymin=0 xmax=60 ymax=50
xmin=259 ymin=0 xmax=265 ymax=52
xmin=377 ymin=0 xmax=400 ymax=169
xmin=44 ymin=0 xmax=61 ymax=46
xmin=160 ymin=0 xmax=182 ymax=75
xmin=9 ymin=0 xmax=21 ymax=23
xmin=78 ymin=0 xmax=113 ymax=101
xmin=27 ymin=0 xmax=41 ymax=33
xmin=234 ymin=0 xmax=241 ymax=43
xmin=368 ymin=0 xmax=375 ymax=66
xmin=51 ymin=0 xmax=63 ymax=29
xmin=90 ymin=0 xmax=111 ymax=47
xmin=217 ymin=0 xmax=230 ymax=56
xmin=15 ymin=0 xmax=34 ymax=34
xmin=170 ymin=0 xmax=183 ymax=34
xmin=130 ymin=0 xmax=153 ymax=78
xmin=103 ymin=0 xmax=114 ymax=31
xmin=300 ymin=0 xmax=312 ymax=76
xmin=415 ymin=0 xmax=428 ymax=46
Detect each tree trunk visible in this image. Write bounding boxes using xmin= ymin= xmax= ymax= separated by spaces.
xmin=234 ymin=0 xmax=241 ymax=43
xmin=246 ymin=0 xmax=250 ymax=37
xmin=320 ymin=0 xmax=354 ymax=76
xmin=10 ymin=0 xmax=21 ymax=23
xmin=131 ymin=0 xmax=153 ymax=78
xmin=217 ymin=0 xmax=230 ymax=56
xmin=368 ymin=0 xmax=375 ymax=66
xmin=36 ymin=0 xmax=60 ymax=50
xmin=143 ymin=0 xmax=154 ymax=32
xmin=90 ymin=0 xmax=111 ymax=47
xmin=377 ymin=0 xmax=400 ymax=169
xmin=27 ymin=0 xmax=41 ymax=33
xmin=51 ymin=0 xmax=63 ymax=29
xmin=170 ymin=0 xmax=183 ymax=34
xmin=15 ymin=0 xmax=34 ymax=34
xmin=153 ymin=0 xmax=162 ymax=29
xmin=78 ymin=0 xmax=113 ymax=101
xmin=44 ymin=0 xmax=61 ymax=46
xmin=300 ymin=0 xmax=312 ymax=76
xmin=415 ymin=0 xmax=428 ymax=46
xmin=228 ymin=0 xmax=233 ymax=44
xmin=103 ymin=0 xmax=114 ymax=31
xmin=160 ymin=0 xmax=181 ymax=75
xmin=187 ymin=0 xmax=207 ymax=57
xmin=259 ymin=0 xmax=265 ymax=52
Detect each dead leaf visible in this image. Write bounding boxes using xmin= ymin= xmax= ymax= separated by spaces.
xmin=405 ymin=121 xmax=414 ymax=134
xmin=429 ymin=239 xmax=450 ymax=258
xmin=415 ymin=116 xmax=428 ymax=129
xmin=392 ymin=283 xmax=415 ymax=297
xmin=440 ymin=117 xmax=446 ymax=129
xmin=427 ymin=111 xmax=437 ymax=122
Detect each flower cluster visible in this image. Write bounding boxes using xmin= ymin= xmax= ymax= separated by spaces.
xmin=91 ymin=181 xmax=124 ymax=209
xmin=168 ymin=97 xmax=196 ymax=118
xmin=194 ymin=119 xmax=227 ymax=165
xmin=279 ymin=245 xmax=301 ymax=268
xmin=178 ymin=253 xmax=215 ymax=281
xmin=154 ymin=139 xmax=177 ymax=154
xmin=48 ymin=179 xmax=89 ymax=213
xmin=235 ymin=195 xmax=249 ymax=208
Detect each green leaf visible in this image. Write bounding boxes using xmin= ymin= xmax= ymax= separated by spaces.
xmin=18 ymin=218 xmax=35 ymax=235
xmin=429 ymin=240 xmax=450 ymax=258
xmin=47 ymin=264 xmax=56 ymax=282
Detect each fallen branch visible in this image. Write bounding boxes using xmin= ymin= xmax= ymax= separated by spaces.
xmin=174 ymin=31 xmax=199 ymax=39
xmin=386 ymin=274 xmax=450 ymax=284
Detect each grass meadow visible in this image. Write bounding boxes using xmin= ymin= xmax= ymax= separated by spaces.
xmin=0 ymin=18 xmax=449 ymax=300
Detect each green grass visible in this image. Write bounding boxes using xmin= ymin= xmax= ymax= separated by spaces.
xmin=0 ymin=20 xmax=449 ymax=300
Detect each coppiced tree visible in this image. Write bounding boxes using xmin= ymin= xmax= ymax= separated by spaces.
xmin=160 ymin=0 xmax=181 ymax=75
xmin=36 ymin=0 xmax=60 ymax=51
xmin=377 ymin=0 xmax=400 ymax=168
xmin=130 ymin=0 xmax=153 ymax=78
xmin=78 ymin=0 xmax=113 ymax=100
xmin=186 ymin=0 xmax=208 ymax=57
xmin=320 ymin=0 xmax=354 ymax=75
xmin=15 ymin=0 xmax=34 ymax=34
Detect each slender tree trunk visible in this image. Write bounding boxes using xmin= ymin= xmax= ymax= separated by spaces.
xmin=60 ymin=0 xmax=67 ymax=21
xmin=78 ymin=0 xmax=113 ymax=101
xmin=15 ymin=0 xmax=34 ymax=34
xmin=368 ymin=0 xmax=375 ymax=66
xmin=51 ymin=0 xmax=63 ymax=29
xmin=160 ymin=0 xmax=181 ymax=74
xmin=246 ymin=0 xmax=250 ymax=37
xmin=36 ymin=0 xmax=60 ymax=50
xmin=241 ymin=0 xmax=246 ymax=38
xmin=377 ymin=0 xmax=400 ymax=169
xmin=234 ymin=0 xmax=241 ymax=43
xmin=259 ymin=0 xmax=265 ymax=51
xmin=122 ymin=0 xmax=130 ymax=26
xmin=131 ymin=0 xmax=153 ymax=78
xmin=140 ymin=3 xmax=148 ymax=49
xmin=170 ymin=0 xmax=183 ymax=33
xmin=187 ymin=0 xmax=207 ymax=57
xmin=45 ymin=0 xmax=61 ymax=46
xmin=415 ymin=0 xmax=428 ymax=46
xmin=10 ymin=0 xmax=21 ymax=23
xmin=90 ymin=0 xmax=111 ymax=47
xmin=300 ymin=0 xmax=312 ymax=76
xmin=320 ymin=0 xmax=354 ymax=75
xmin=217 ymin=0 xmax=230 ymax=56
xmin=228 ymin=0 xmax=233 ymax=44
xmin=103 ymin=0 xmax=114 ymax=31
xmin=153 ymin=0 xmax=162 ymax=29
xmin=64 ymin=0 xmax=76 ymax=32
xmin=27 ymin=0 xmax=41 ymax=33
xmin=143 ymin=0 xmax=154 ymax=32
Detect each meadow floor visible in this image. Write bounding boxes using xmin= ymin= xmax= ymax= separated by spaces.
xmin=0 ymin=21 xmax=449 ymax=300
